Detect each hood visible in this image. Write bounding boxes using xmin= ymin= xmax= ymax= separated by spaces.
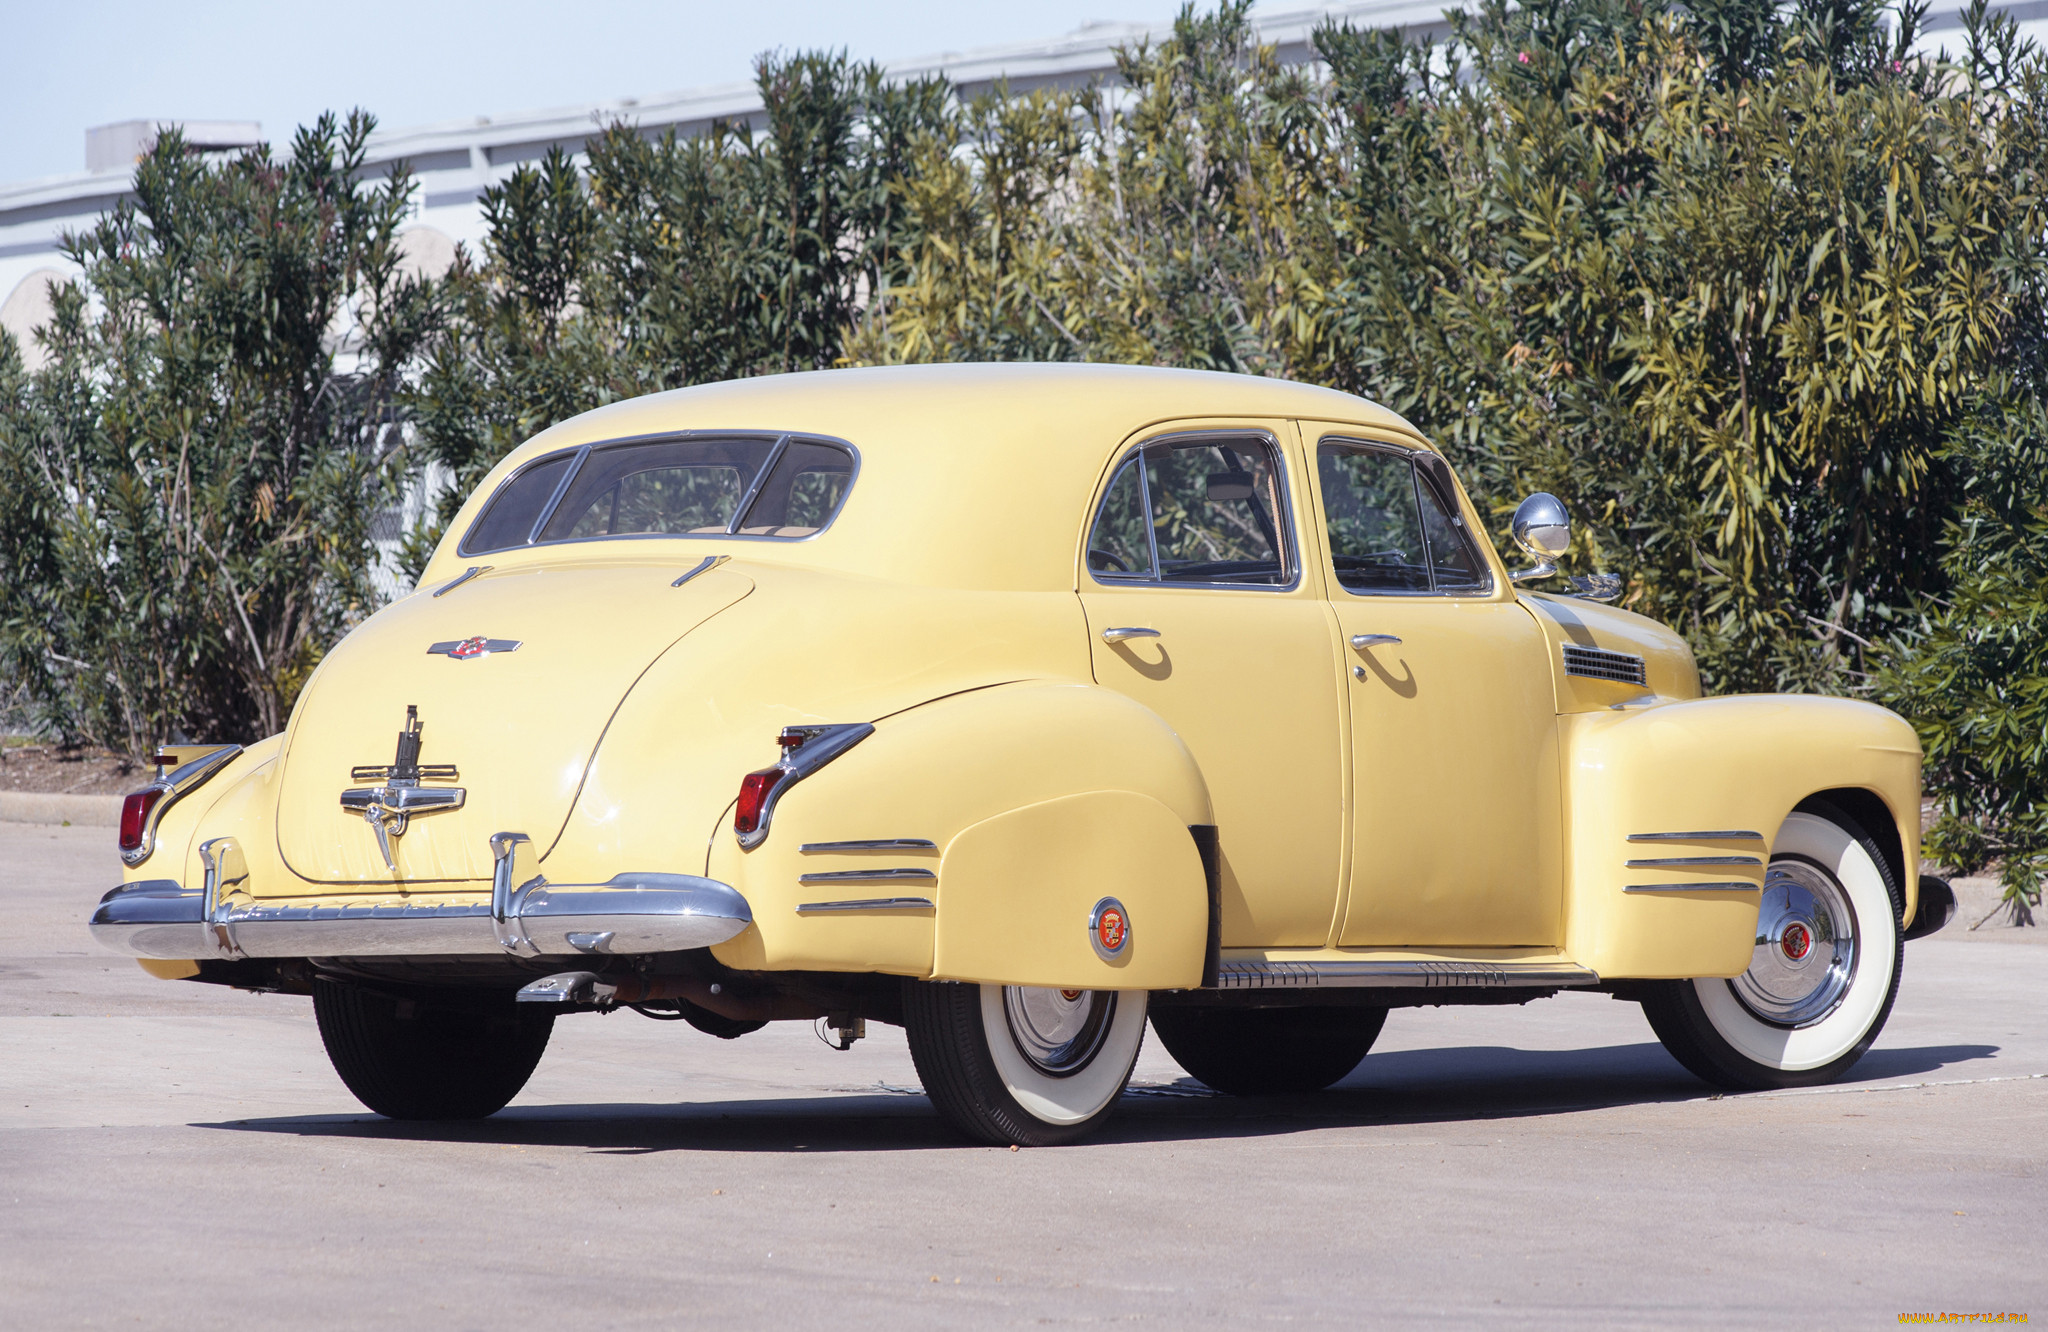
xmin=273 ymin=561 xmax=753 ymax=886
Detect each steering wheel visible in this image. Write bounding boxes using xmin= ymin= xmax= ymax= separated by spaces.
xmin=1088 ymin=548 xmax=1132 ymax=573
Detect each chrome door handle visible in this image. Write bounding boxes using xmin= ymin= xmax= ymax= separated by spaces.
xmin=1350 ymin=634 xmax=1402 ymax=649
xmin=1101 ymin=626 xmax=1161 ymax=644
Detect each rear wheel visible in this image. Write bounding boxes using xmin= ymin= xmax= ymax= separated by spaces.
xmin=1150 ymin=1005 xmax=1387 ymax=1094
xmin=903 ymin=980 xmax=1147 ymax=1146
xmin=1641 ymin=806 xmax=1903 ymax=1091
xmin=313 ymin=978 xmax=554 ymax=1120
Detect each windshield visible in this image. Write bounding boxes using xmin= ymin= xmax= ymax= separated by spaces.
xmin=459 ymin=434 xmax=856 ymax=556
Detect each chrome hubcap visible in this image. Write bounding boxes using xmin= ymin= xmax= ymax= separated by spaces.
xmin=1731 ymin=860 xmax=1858 ymax=1028
xmin=1002 ymin=986 xmax=1117 ymax=1077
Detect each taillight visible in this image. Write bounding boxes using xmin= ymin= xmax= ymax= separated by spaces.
xmin=734 ymin=768 xmax=786 ymax=836
xmin=119 ymin=788 xmax=165 ymax=854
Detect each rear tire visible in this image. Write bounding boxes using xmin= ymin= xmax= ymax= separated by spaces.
xmin=1640 ymin=805 xmax=1904 ymax=1091
xmin=903 ymin=980 xmax=1147 ymax=1146
xmin=313 ymin=978 xmax=554 ymax=1120
xmin=1150 ymin=1005 xmax=1387 ymax=1094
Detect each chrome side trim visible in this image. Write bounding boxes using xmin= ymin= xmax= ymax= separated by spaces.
xmin=432 ymin=565 xmax=492 ymax=598
xmin=796 ymin=868 xmax=937 ymax=885
xmin=1623 ymin=882 xmax=1760 ymax=894
xmin=120 ymin=744 xmax=244 ymax=867
xmin=800 ymin=839 xmax=937 ymax=853
xmin=796 ymin=897 xmax=936 ymax=914
xmin=735 ymin=723 xmax=876 ymax=849
xmin=1214 ymin=959 xmax=1600 ymax=990
xmin=1628 ymin=830 xmax=1765 ymax=842
xmin=1623 ymin=856 xmax=1763 ymax=868
xmin=88 ymin=867 xmax=754 ymax=960
xmin=672 ymin=555 xmax=729 ymax=587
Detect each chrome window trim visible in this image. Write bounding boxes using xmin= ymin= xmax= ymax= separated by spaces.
xmin=1084 ymin=429 xmax=1302 ymax=594
xmin=457 ymin=428 xmax=861 ymax=558
xmin=1314 ymin=434 xmax=1496 ymax=599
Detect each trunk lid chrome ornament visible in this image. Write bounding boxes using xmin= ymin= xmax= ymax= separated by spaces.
xmin=339 ymin=706 xmax=466 ymax=873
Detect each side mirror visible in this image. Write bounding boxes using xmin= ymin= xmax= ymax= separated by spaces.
xmin=1508 ymin=492 xmax=1621 ymax=602
xmin=1509 ymin=493 xmax=1570 ymax=583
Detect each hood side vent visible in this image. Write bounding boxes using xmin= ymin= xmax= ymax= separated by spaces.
xmin=1562 ymin=643 xmax=1647 ymax=686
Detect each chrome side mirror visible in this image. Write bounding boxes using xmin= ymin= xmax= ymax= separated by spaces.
xmin=1508 ymin=492 xmax=1622 ymax=601
xmin=1509 ymin=492 xmax=1571 ymax=584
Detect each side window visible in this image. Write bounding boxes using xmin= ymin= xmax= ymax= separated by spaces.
xmin=1087 ymin=436 xmax=1292 ymax=588
xmin=1087 ymin=457 xmax=1156 ymax=578
xmin=1318 ymin=442 xmax=1490 ymax=596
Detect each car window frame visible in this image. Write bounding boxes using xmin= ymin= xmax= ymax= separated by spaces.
xmin=457 ymin=428 xmax=861 ymax=558
xmin=1314 ymin=434 xmax=1494 ymax=599
xmin=1084 ymin=428 xmax=1301 ymax=594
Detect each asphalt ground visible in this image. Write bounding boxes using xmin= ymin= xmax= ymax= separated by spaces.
xmin=2 ymin=822 xmax=2041 ymax=1329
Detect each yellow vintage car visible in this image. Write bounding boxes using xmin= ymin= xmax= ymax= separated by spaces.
xmin=91 ymin=364 xmax=1956 ymax=1145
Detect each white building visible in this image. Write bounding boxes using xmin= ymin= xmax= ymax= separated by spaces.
xmin=6 ymin=0 xmax=2034 ymax=361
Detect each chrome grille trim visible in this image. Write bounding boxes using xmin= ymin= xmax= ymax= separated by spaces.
xmin=1562 ymin=643 xmax=1648 ymax=686
xmin=1215 ymin=959 xmax=1600 ymax=990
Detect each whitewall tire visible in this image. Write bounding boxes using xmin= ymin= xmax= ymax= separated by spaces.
xmin=904 ymin=980 xmax=1148 ymax=1146
xmin=1642 ymin=805 xmax=1904 ymax=1090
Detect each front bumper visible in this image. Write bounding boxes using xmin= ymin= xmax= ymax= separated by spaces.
xmin=90 ymin=837 xmax=753 ymax=961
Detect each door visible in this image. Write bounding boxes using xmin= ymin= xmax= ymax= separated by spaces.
xmin=1078 ymin=427 xmax=1346 ymax=948
xmin=1306 ymin=431 xmax=1564 ymax=947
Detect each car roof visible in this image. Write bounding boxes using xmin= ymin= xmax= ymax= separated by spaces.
xmin=429 ymin=363 xmax=1432 ymax=593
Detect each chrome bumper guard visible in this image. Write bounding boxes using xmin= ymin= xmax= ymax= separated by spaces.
xmin=88 ymin=831 xmax=753 ymax=961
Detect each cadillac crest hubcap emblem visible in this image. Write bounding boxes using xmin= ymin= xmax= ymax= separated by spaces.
xmin=338 ymin=705 xmax=466 ymax=874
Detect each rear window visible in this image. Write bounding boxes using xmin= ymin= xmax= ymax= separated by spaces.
xmin=460 ymin=434 xmax=856 ymax=557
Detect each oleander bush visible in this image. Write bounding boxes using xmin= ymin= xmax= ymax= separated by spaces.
xmin=0 ymin=114 xmax=437 ymax=754
xmin=2 ymin=0 xmax=2045 ymax=917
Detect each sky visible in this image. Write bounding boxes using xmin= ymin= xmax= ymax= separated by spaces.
xmin=2 ymin=1 xmax=1195 ymax=185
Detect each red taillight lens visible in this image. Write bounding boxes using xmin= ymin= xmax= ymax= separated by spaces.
xmin=119 ymin=788 xmax=165 ymax=853
xmin=734 ymin=768 xmax=786 ymax=836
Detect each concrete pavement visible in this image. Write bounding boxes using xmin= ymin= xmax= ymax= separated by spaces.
xmin=2 ymin=821 xmax=2041 ymax=1328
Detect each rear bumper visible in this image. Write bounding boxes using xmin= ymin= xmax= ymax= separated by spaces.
xmin=90 ymin=872 xmax=754 ymax=960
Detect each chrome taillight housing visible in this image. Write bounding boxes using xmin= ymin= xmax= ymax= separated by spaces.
xmin=732 ymin=724 xmax=873 ymax=849
xmin=118 ymin=745 xmax=244 ymax=867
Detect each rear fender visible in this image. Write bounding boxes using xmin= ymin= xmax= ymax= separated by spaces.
xmin=1563 ymin=695 xmax=1921 ymax=979
xmin=711 ymin=680 xmax=1213 ymax=988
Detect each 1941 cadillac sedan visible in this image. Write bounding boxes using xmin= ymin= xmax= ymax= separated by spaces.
xmin=91 ymin=363 xmax=1958 ymax=1145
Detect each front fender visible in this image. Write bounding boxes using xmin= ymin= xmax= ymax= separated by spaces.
xmin=1563 ymin=695 xmax=1921 ymax=979
xmin=711 ymin=680 xmax=1213 ymax=988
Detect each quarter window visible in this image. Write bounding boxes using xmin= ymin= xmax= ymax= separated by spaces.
xmin=1087 ymin=437 xmax=1292 ymax=588
xmin=460 ymin=434 xmax=856 ymax=557
xmin=1318 ymin=442 xmax=1490 ymax=595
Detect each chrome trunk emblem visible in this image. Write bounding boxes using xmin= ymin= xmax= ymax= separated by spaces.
xmin=340 ymin=705 xmax=466 ymax=873
xmin=427 ymin=636 xmax=520 ymax=659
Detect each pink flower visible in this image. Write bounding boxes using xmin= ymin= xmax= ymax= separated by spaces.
xmin=1518 ymin=51 xmax=1531 ymax=63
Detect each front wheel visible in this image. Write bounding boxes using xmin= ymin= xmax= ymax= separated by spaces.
xmin=1641 ymin=806 xmax=1903 ymax=1091
xmin=903 ymin=980 xmax=1147 ymax=1146
xmin=313 ymin=978 xmax=554 ymax=1119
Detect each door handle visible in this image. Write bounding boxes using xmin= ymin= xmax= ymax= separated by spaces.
xmin=1101 ymin=626 xmax=1161 ymax=644
xmin=1350 ymin=634 xmax=1402 ymax=649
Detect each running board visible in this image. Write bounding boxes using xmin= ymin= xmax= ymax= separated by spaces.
xmin=1214 ymin=959 xmax=1600 ymax=990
